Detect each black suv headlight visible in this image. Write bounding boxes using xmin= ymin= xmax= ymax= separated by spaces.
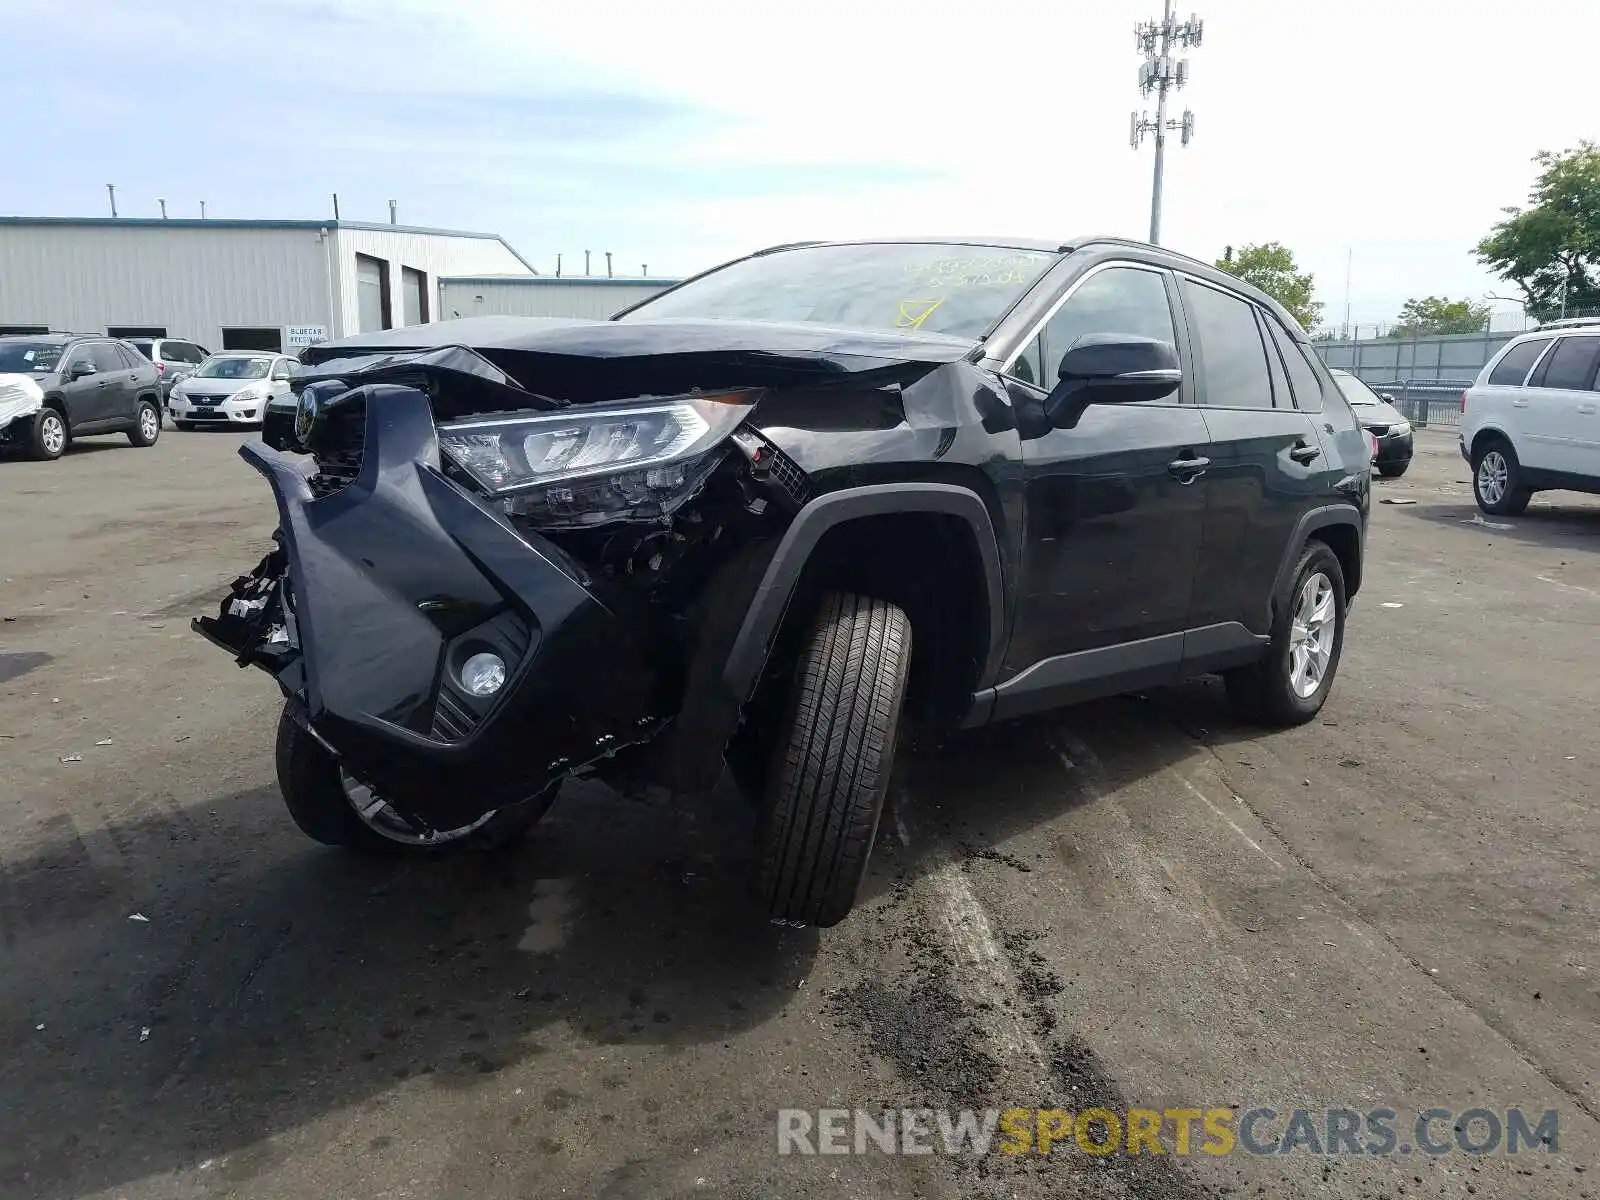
xmin=436 ymin=389 xmax=757 ymax=528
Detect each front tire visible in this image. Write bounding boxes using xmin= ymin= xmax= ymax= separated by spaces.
xmin=1226 ymin=542 xmax=1346 ymax=727
xmin=274 ymin=705 xmax=552 ymax=854
xmin=127 ymin=399 xmax=161 ymax=447
xmin=29 ymin=408 xmax=67 ymax=460
xmin=752 ymin=592 xmax=912 ymax=928
xmin=1472 ymin=437 xmax=1531 ymax=516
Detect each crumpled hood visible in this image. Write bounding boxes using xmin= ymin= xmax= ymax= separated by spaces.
xmin=0 ymin=374 xmax=44 ymax=428
xmin=299 ymin=315 xmax=976 ymax=405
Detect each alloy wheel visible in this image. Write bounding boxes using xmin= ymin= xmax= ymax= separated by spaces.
xmin=41 ymin=414 xmax=65 ymax=456
xmin=1287 ymin=571 xmax=1335 ymax=699
xmin=339 ymin=770 xmax=497 ymax=846
xmin=139 ymin=406 xmax=160 ymax=443
xmin=1477 ymin=450 xmax=1508 ymax=506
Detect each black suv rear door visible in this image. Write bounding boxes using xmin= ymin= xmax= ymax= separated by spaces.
xmin=1178 ymin=277 xmax=1337 ymax=648
xmin=998 ymin=261 xmax=1210 ymax=715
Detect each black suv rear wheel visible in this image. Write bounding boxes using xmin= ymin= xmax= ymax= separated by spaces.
xmin=1226 ymin=541 xmax=1346 ymax=726
xmin=274 ymin=704 xmax=553 ymax=854
xmin=753 ymin=592 xmax=912 ymax=927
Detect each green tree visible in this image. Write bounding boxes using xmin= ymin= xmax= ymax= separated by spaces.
xmin=1387 ymin=296 xmax=1492 ymax=338
xmin=1215 ymin=243 xmax=1323 ymax=331
xmin=1475 ymin=142 xmax=1600 ymax=319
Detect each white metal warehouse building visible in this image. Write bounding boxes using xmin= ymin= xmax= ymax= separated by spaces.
xmin=437 ymin=275 xmax=679 ymax=322
xmin=0 ymin=217 xmax=538 ymax=353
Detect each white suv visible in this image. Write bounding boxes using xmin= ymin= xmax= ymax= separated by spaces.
xmin=1460 ymin=319 xmax=1600 ymax=514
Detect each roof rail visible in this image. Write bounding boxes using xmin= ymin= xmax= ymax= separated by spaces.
xmin=1065 ymin=234 xmax=1214 ymax=272
xmin=1535 ymin=315 xmax=1600 ymax=331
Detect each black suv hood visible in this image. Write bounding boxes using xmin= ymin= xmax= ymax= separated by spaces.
xmin=299 ymin=316 xmax=975 ymax=405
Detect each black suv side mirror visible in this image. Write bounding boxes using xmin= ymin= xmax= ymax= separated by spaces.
xmin=1044 ymin=334 xmax=1182 ymax=428
xmin=69 ymin=360 xmax=97 ymax=380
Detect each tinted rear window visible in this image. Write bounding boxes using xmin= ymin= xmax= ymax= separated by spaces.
xmin=1535 ymin=336 xmax=1600 ymax=391
xmin=1488 ymin=337 xmax=1551 ymax=386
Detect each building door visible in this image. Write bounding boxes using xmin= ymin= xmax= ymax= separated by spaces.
xmin=401 ymin=266 xmax=427 ymax=326
xmin=356 ymin=254 xmax=391 ymax=332
xmin=108 ymin=325 xmax=167 ymax=338
xmin=221 ymin=328 xmax=284 ymax=351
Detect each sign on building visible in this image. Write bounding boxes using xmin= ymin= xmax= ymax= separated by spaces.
xmin=285 ymin=325 xmax=329 ymax=349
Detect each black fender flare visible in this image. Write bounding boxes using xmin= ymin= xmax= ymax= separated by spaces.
xmin=721 ymin=482 xmax=1007 ymax=704
xmin=1268 ymin=503 xmax=1365 ymax=625
xmin=41 ymin=391 xmax=70 ymax=428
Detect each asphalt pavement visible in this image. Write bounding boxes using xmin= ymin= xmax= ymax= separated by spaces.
xmin=1 ymin=426 xmax=1596 ymax=1199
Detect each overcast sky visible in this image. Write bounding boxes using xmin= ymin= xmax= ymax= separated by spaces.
xmin=4 ymin=0 xmax=1595 ymax=327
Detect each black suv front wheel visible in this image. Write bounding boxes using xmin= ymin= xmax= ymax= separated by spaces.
xmin=753 ymin=591 xmax=912 ymax=927
xmin=1226 ymin=541 xmax=1346 ymax=726
xmin=274 ymin=704 xmax=553 ymax=854
xmin=29 ymin=407 xmax=68 ymax=460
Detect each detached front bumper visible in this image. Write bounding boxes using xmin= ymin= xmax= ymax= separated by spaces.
xmin=194 ymin=385 xmax=660 ymax=829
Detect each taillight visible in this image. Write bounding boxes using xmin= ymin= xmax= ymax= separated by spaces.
xmin=1460 ymin=390 xmax=1468 ymax=413
xmin=155 ymin=362 xmax=166 ymax=374
xmin=1369 ymin=433 xmax=1379 ymax=459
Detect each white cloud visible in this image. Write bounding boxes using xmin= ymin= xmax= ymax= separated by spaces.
xmin=13 ymin=0 xmax=1599 ymax=322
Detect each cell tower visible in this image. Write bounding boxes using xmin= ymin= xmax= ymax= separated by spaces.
xmin=1130 ymin=2 xmax=1203 ymax=245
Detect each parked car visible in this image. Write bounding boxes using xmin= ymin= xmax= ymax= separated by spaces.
xmin=124 ymin=337 xmax=211 ymax=404
xmin=1329 ymin=369 xmax=1413 ymax=477
xmin=0 ymin=333 xmax=163 ymax=459
xmin=194 ymin=236 xmax=1370 ymax=927
xmin=1460 ymin=319 xmax=1600 ymax=514
xmin=168 ymin=352 xmax=296 ymax=429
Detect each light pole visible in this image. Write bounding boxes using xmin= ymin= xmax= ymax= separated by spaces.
xmin=1131 ymin=4 xmax=1202 ymax=245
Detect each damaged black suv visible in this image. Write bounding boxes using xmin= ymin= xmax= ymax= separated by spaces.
xmin=195 ymin=236 xmax=1370 ymax=927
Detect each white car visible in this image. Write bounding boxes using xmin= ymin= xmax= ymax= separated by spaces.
xmin=1460 ymin=319 xmax=1600 ymax=514
xmin=168 ymin=352 xmax=295 ymax=429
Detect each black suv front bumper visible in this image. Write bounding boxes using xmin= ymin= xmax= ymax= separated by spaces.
xmin=194 ymin=385 xmax=661 ymax=829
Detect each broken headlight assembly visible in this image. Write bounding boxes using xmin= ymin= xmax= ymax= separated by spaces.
xmin=436 ymin=390 xmax=758 ymax=528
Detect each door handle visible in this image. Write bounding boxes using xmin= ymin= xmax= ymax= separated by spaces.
xmin=1168 ymin=455 xmax=1210 ymax=483
xmin=1511 ymin=398 xmax=1530 ymax=408
xmin=1579 ymin=403 xmax=1598 ymax=416
xmin=1289 ymin=442 xmax=1321 ymax=465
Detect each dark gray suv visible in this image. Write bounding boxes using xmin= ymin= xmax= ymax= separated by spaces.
xmin=0 ymin=334 xmax=164 ymax=459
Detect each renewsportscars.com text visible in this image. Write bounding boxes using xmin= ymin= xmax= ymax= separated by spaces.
xmin=776 ymin=1106 xmax=1561 ymax=1158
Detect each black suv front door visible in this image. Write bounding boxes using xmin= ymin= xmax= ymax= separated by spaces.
xmin=59 ymin=344 xmax=111 ymax=429
xmin=998 ymin=262 xmax=1209 ymax=717
xmin=1177 ymin=278 xmax=1337 ymax=648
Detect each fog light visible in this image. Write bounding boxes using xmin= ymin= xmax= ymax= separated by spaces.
xmin=460 ymin=652 xmax=506 ymax=697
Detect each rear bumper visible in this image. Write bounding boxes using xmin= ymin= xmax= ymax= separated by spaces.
xmin=193 ymin=385 xmax=661 ymax=829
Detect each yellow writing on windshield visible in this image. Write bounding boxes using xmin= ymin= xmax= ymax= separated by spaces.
xmin=897 ymin=298 xmax=946 ymax=330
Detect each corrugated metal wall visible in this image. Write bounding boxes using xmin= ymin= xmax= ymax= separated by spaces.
xmin=1312 ymin=330 xmax=1517 ymax=384
xmin=334 ymin=229 xmax=532 ymax=336
xmin=438 ymin=278 xmax=674 ymax=321
xmin=0 ymin=224 xmax=332 ymax=348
